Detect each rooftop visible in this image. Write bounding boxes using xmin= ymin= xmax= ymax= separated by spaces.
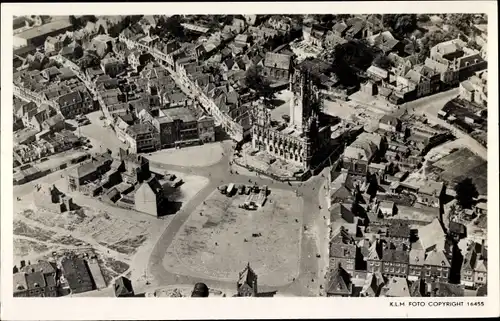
xmin=15 ymin=19 xmax=72 ymax=40
xmin=160 ymin=107 xmax=197 ymax=123
xmin=424 ymin=249 xmax=450 ymax=268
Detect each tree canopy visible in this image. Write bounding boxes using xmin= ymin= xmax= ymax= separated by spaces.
xmin=372 ymin=54 xmax=393 ymax=70
xmin=154 ymin=15 xmax=185 ymax=40
xmin=417 ymin=29 xmax=459 ymax=63
xmin=382 ymin=14 xmax=418 ymax=39
xmin=454 ymin=178 xmax=479 ymax=209
xmin=244 ymin=65 xmax=274 ymax=104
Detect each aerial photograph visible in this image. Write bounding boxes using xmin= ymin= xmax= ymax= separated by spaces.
xmin=11 ymin=13 xmax=488 ymax=298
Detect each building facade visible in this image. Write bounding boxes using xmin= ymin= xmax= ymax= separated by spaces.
xmin=251 ymin=70 xmax=327 ymax=170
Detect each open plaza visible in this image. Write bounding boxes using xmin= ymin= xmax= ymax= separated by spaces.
xmin=163 ymin=188 xmax=304 ymax=286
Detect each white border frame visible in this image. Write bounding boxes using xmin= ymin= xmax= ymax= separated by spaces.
xmin=1 ymin=2 xmax=499 ymax=320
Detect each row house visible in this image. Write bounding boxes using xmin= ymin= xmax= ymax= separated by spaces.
xmin=329 ymin=228 xmax=357 ymax=275
xmin=408 ymin=240 xmax=426 ymax=281
xmin=381 ymin=249 xmax=409 ymax=278
xmin=384 ymin=221 xmax=411 ymax=251
xmin=124 ymin=121 xmax=160 ymax=154
xmin=57 ymin=90 xmax=95 ymax=119
xmin=461 ymin=240 xmax=487 ymax=289
xmin=396 ymin=65 xmax=441 ymax=99
xmin=422 ymin=249 xmax=451 ymax=283
xmin=13 ymin=261 xmax=58 ymax=297
xmin=197 ymin=115 xmax=216 ymax=143
xmin=459 ymin=70 xmax=488 ymax=106
xmin=365 ymin=241 xmax=383 ymax=274
xmin=416 ymin=180 xmax=445 ymax=208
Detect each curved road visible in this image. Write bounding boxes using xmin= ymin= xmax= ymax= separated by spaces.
xmin=146 ymin=141 xmax=327 ymax=296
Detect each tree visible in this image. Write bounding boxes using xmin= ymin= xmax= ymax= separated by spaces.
xmin=454 ymin=178 xmax=479 ymax=209
xmin=372 ymin=54 xmax=393 ymax=70
xmin=446 ymin=14 xmax=473 ymax=34
xmin=77 ymin=51 xmax=100 ymax=70
xmin=382 ymin=14 xmax=417 ymax=39
xmin=69 ymin=15 xmax=82 ymax=30
xmin=244 ymin=65 xmax=275 ymax=107
xmin=159 ymin=15 xmax=185 ymax=40
xmin=417 ymin=14 xmax=431 ymax=23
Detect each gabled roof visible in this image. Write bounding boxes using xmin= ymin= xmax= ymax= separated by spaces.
xmin=263 ymin=52 xmax=292 ymax=70
xmin=330 ymin=203 xmax=354 ymax=223
xmin=382 ymin=249 xmax=409 ymax=264
xmin=367 ymin=241 xmax=382 ymax=261
xmin=238 ymin=263 xmax=257 ymax=288
xmin=424 ymin=249 xmax=450 ymax=268
xmin=409 ymin=240 xmax=426 ymax=266
xmin=114 ymin=276 xmax=134 ymax=297
xmin=417 ymin=218 xmax=445 ymax=252
xmin=326 ymin=266 xmax=352 ymax=295
xmin=387 ymin=221 xmax=410 ymax=239
xmin=332 ymin=21 xmax=348 ymax=34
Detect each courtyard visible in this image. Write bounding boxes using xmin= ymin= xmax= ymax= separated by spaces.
xmin=163 ymin=188 xmax=304 ymax=286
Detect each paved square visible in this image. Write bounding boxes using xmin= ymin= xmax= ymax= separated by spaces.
xmin=164 ymin=188 xmax=304 ymax=286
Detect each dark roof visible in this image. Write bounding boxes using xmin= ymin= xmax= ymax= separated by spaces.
xmin=114 ymin=276 xmax=134 ymax=297
xmin=382 ymin=249 xmax=409 ymax=264
xmin=449 ymin=221 xmax=466 ymax=234
xmin=25 ymin=271 xmax=47 ymax=289
xmin=58 ymin=90 xmax=83 ymax=107
xmin=330 ymin=203 xmax=355 ymax=223
xmin=326 ymin=266 xmax=352 ymax=295
xmin=60 ymin=257 xmax=93 ymax=292
xmin=476 ymin=284 xmax=487 ymax=297
xmin=431 ymin=282 xmax=465 ymax=297
xmin=387 ymin=221 xmax=410 ymax=238
xmin=329 ymin=242 xmax=356 ymax=259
